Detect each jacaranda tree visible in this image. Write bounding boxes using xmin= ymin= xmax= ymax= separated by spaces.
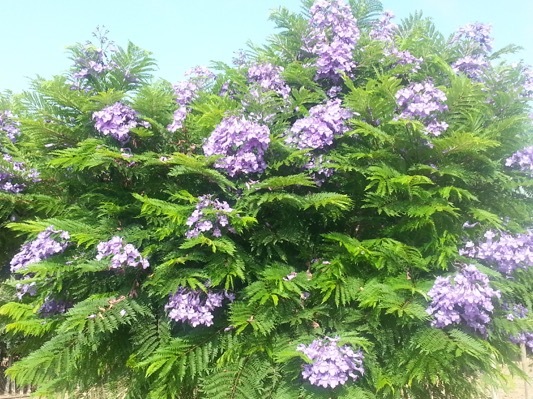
xmin=0 ymin=1 xmax=532 ymax=398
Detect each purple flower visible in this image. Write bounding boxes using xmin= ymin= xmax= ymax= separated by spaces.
xmin=395 ymin=81 xmax=448 ymax=136
xmin=16 ymin=278 xmax=37 ymax=300
xmin=452 ymin=56 xmax=489 ymax=80
xmin=69 ymin=29 xmax=118 ymax=90
xmin=0 ymin=154 xmax=40 ymax=193
xmin=247 ymin=62 xmax=291 ymax=99
xmin=286 ymin=99 xmax=352 ymax=150
xmin=386 ymin=48 xmax=423 ymax=73
xmin=96 ymin=236 xmax=149 ymax=269
xmin=426 ymin=264 xmax=500 ymax=335
xmin=304 ymin=0 xmax=360 ymax=81
xmin=232 ymin=49 xmax=249 ymax=68
xmin=503 ymin=303 xmax=528 ymax=321
xmin=185 ymin=195 xmax=234 ymax=239
xmin=460 ymin=230 xmax=533 ymax=275
xmin=523 ymin=67 xmax=533 ymax=97
xmin=369 ymin=11 xmax=397 ymax=42
xmin=305 ymin=154 xmax=334 ymax=186
xmin=165 ymin=287 xmax=234 ymax=327
xmin=203 ymin=116 xmax=270 ymax=176
xmin=368 ymin=11 xmax=422 ymax=73
xmin=296 ymin=336 xmax=364 ymax=388
xmin=510 ymin=332 xmax=533 ymax=352
xmin=506 ymin=146 xmax=533 ymax=172
xmin=0 ymin=110 xmax=21 ymax=142
xmin=168 ymin=66 xmax=216 ymax=132
xmin=92 ymin=102 xmax=144 ymax=143
xmin=452 ymin=22 xmax=493 ymax=53
xmin=39 ymin=297 xmax=73 ymax=317
xmin=10 ymin=226 xmax=70 ymax=300
xmin=10 ymin=226 xmax=70 ymax=273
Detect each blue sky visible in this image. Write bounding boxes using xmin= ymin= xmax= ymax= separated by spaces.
xmin=1 ymin=0 xmax=531 ymax=93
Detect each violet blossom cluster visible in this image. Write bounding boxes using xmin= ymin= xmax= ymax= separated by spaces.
xmin=165 ymin=287 xmax=234 ymax=327
xmin=304 ymin=0 xmax=360 ymax=81
xmin=0 ymin=110 xmax=20 ymax=142
xmin=387 ymin=48 xmax=423 ymax=73
xmin=92 ymin=102 xmax=148 ymax=143
xmin=185 ymin=195 xmax=234 ymax=239
xmin=369 ymin=11 xmax=397 ymax=42
xmin=305 ymin=154 xmax=334 ymax=186
xmin=510 ymin=332 xmax=533 ymax=351
xmin=460 ymin=230 xmax=533 ymax=275
xmin=96 ymin=236 xmax=149 ymax=269
xmin=70 ymin=29 xmax=118 ymax=90
xmin=370 ymin=11 xmax=422 ymax=73
xmin=10 ymin=226 xmax=70 ymax=300
xmin=503 ymin=303 xmax=533 ymax=351
xmin=503 ymin=303 xmax=529 ymax=321
xmin=39 ymin=297 xmax=72 ymax=317
xmin=71 ymin=45 xmax=116 ymax=82
xmin=452 ymin=55 xmax=489 ymax=81
xmin=505 ymin=146 xmax=533 ymax=172
xmin=1 ymin=154 xmax=40 ymax=193
xmin=16 ymin=278 xmax=37 ymax=300
xmin=247 ymin=62 xmax=291 ymax=99
xmin=203 ymin=116 xmax=270 ymax=176
xmin=395 ymin=81 xmax=449 ymax=136
xmin=168 ymin=66 xmax=216 ymax=132
xmin=241 ymin=62 xmax=291 ymax=124
xmin=10 ymin=226 xmax=70 ymax=273
xmin=426 ymin=264 xmax=500 ymax=335
xmin=452 ymin=22 xmax=493 ymax=54
xmin=296 ymin=336 xmax=364 ymax=388
xmin=286 ymin=99 xmax=352 ymax=150
xmin=523 ymin=67 xmax=533 ymax=98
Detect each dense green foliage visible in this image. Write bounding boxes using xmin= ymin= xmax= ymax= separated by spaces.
xmin=1 ymin=1 xmax=532 ymax=398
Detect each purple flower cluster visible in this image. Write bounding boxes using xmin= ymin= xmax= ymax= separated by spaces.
xmin=460 ymin=230 xmax=533 ymax=275
xmin=395 ymin=81 xmax=448 ymax=136
xmin=305 ymin=154 xmax=334 ymax=186
xmin=0 ymin=110 xmax=20 ymax=142
xmin=296 ymin=336 xmax=364 ymax=388
xmin=168 ymin=66 xmax=216 ymax=132
xmin=286 ymin=99 xmax=352 ymax=150
xmin=16 ymin=278 xmax=37 ymax=300
xmin=369 ymin=11 xmax=397 ymax=42
xmin=453 ymin=22 xmax=493 ymax=53
xmin=70 ymin=29 xmax=118 ymax=90
xmin=1 ymin=154 xmax=40 ymax=193
xmin=203 ymin=116 xmax=270 ymax=176
xmin=92 ymin=102 xmax=148 ymax=143
xmin=506 ymin=146 xmax=533 ymax=172
xmin=10 ymin=226 xmax=70 ymax=273
xmin=10 ymin=227 xmax=69 ymax=300
xmin=510 ymin=333 xmax=533 ymax=351
xmin=39 ymin=297 xmax=72 ymax=317
xmin=452 ymin=56 xmax=489 ymax=80
xmin=369 ymin=11 xmax=422 ymax=73
xmin=165 ymin=287 xmax=234 ymax=327
xmin=503 ymin=303 xmax=533 ymax=351
xmin=523 ymin=67 xmax=533 ymax=97
xmin=387 ymin=48 xmax=423 ymax=73
xmin=72 ymin=46 xmax=116 ymax=82
xmin=232 ymin=49 xmax=249 ymax=68
xmin=503 ymin=303 xmax=529 ymax=321
xmin=185 ymin=195 xmax=234 ymax=239
xmin=96 ymin=236 xmax=149 ymax=269
xmin=426 ymin=264 xmax=500 ymax=335
xmin=247 ymin=62 xmax=290 ymax=99
xmin=304 ymin=0 xmax=360 ymax=81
